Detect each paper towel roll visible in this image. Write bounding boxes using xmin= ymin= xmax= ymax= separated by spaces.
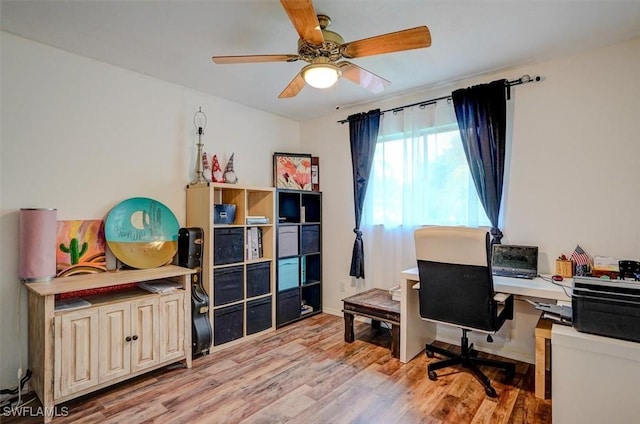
xmin=19 ymin=208 xmax=57 ymax=281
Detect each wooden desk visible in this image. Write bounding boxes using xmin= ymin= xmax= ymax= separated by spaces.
xmin=342 ymin=288 xmax=401 ymax=358
xmin=399 ymin=267 xmax=571 ymax=363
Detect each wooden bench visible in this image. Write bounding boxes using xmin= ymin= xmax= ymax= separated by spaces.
xmin=342 ymin=288 xmax=401 ymax=358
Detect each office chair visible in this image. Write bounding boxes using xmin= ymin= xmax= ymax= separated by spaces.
xmin=414 ymin=226 xmax=515 ymax=397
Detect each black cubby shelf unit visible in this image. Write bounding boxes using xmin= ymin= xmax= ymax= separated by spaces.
xmin=186 ymin=183 xmax=276 ymax=351
xmin=275 ymin=189 xmax=322 ymax=327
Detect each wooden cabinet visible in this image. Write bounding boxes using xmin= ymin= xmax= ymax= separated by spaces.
xmin=276 ymin=189 xmax=322 ymax=327
xmin=186 ymin=182 xmax=276 ymax=351
xmin=53 ymin=308 xmax=99 ymax=398
xmin=26 ymin=266 xmax=193 ymax=423
xmin=158 ymin=292 xmax=186 ymax=362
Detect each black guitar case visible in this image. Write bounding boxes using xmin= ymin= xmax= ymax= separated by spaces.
xmin=178 ymin=227 xmax=212 ymax=356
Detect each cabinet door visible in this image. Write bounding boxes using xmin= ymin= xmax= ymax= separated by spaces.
xmin=159 ymin=292 xmax=186 ymax=362
xmin=99 ymin=302 xmax=131 ymax=383
xmin=54 ymin=308 xmax=99 ymax=398
xmin=130 ymin=297 xmax=159 ymax=372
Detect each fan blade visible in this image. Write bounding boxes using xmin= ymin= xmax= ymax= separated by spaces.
xmin=278 ymin=73 xmax=306 ymax=98
xmin=337 ymin=61 xmax=390 ymax=94
xmin=341 ymin=26 xmax=431 ymax=58
xmin=212 ymin=54 xmax=299 ymax=64
xmin=280 ymin=0 xmax=324 ymax=46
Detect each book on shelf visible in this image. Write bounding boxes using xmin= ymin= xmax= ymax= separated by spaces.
xmin=138 ymin=281 xmax=182 ymax=294
xmin=250 ymin=227 xmax=259 ymax=259
xmin=246 ymin=216 xmax=269 ymax=225
xmin=55 ymin=297 xmax=92 ymax=312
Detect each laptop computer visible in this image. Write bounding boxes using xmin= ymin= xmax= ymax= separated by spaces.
xmin=491 ymin=244 xmax=538 ymax=279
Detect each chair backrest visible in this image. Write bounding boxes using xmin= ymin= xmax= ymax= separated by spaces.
xmin=414 ymin=226 xmax=498 ymax=332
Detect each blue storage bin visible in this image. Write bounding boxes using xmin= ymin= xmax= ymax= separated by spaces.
xmin=214 ymin=204 xmax=236 ymax=224
xmin=278 ymin=258 xmax=299 ymax=291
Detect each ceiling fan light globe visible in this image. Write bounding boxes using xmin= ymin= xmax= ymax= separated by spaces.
xmin=302 ymin=63 xmax=341 ymax=89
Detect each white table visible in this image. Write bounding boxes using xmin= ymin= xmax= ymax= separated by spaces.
xmin=399 ymin=267 xmax=571 ymax=363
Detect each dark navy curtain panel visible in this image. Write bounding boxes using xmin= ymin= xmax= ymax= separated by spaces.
xmin=452 ymin=79 xmax=507 ymax=244
xmin=348 ymin=109 xmax=381 ymax=278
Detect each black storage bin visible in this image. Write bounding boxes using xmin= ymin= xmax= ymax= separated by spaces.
xmin=247 ymin=297 xmax=272 ymax=335
xmin=300 ymin=225 xmax=320 ymax=254
xmin=214 ymin=304 xmax=244 ymax=346
xmin=247 ymin=262 xmax=271 ymax=298
xmin=213 ymin=265 xmax=244 ymax=306
xmin=277 ymin=288 xmax=300 ymax=326
xmin=214 ymin=228 xmax=244 ymax=265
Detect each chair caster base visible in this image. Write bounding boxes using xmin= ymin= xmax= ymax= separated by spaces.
xmin=485 ymin=386 xmax=498 ymax=398
xmin=505 ymin=369 xmax=515 ymax=381
xmin=428 ymin=371 xmax=438 ymax=381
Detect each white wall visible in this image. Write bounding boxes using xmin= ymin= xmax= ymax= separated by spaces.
xmin=301 ymin=37 xmax=640 ymax=362
xmin=0 ymin=32 xmax=300 ymax=388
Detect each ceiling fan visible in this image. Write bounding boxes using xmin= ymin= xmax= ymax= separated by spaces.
xmin=212 ymin=0 xmax=432 ymax=98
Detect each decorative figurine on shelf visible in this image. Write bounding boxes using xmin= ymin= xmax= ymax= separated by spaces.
xmin=223 ymin=153 xmax=238 ymax=184
xmin=190 ymin=107 xmax=208 ymax=185
xmin=211 ymin=154 xmax=223 ymax=182
xmin=570 ymin=244 xmax=591 ymax=277
xmin=202 ymin=152 xmax=212 ymax=182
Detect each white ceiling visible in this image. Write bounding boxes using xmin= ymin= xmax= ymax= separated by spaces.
xmin=2 ymin=0 xmax=640 ymax=122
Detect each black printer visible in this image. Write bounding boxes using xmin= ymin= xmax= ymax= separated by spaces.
xmin=572 ymin=276 xmax=640 ymax=343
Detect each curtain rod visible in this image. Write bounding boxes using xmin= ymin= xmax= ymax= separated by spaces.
xmin=336 ymin=74 xmax=541 ymax=124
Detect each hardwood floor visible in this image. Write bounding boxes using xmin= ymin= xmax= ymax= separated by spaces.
xmin=4 ymin=313 xmax=551 ymax=423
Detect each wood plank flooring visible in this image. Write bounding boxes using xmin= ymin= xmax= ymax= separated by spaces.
xmin=4 ymin=313 xmax=551 ymax=424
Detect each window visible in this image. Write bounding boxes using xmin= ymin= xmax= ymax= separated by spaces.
xmin=362 ymin=102 xmax=490 ymax=229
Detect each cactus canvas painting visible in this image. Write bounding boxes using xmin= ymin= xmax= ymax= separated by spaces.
xmin=56 ymin=220 xmax=107 ymax=277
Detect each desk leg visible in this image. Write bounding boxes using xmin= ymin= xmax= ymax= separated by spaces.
xmin=400 ymin=277 xmax=436 ymax=363
xmin=391 ymin=324 xmax=400 ymax=359
xmin=344 ymin=313 xmax=354 ymax=343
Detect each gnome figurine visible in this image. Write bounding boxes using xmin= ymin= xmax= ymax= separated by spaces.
xmin=202 ymin=152 xmax=212 ymax=182
xmin=223 ymin=153 xmax=238 ymax=184
xmin=211 ymin=154 xmax=223 ymax=182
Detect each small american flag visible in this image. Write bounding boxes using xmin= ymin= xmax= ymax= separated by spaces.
xmin=570 ymin=245 xmax=591 ymax=267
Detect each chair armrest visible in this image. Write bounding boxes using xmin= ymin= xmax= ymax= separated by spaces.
xmin=496 ymin=293 xmax=514 ymax=323
xmin=494 ymin=292 xmax=509 ymax=303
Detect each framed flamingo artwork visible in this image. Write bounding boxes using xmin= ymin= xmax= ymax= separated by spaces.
xmin=273 ymin=152 xmax=313 ymax=191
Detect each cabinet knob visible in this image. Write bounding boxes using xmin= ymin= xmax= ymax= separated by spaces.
xmin=132 ymin=335 xmax=139 ymax=341
xmin=125 ymin=336 xmax=132 ymax=342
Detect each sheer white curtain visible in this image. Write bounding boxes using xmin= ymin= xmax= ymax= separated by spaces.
xmin=361 ymin=100 xmax=490 ymax=288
